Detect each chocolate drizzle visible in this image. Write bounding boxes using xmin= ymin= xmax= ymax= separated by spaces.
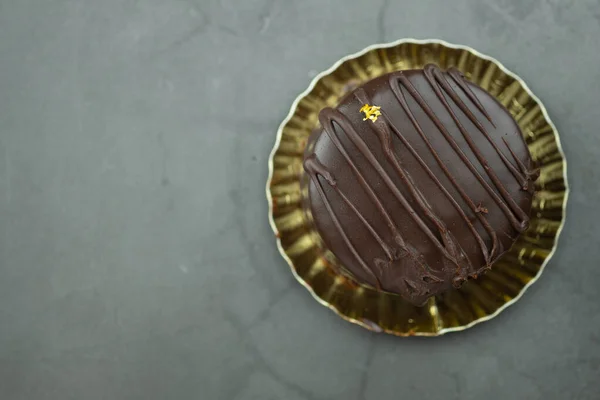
xmin=385 ymin=75 xmax=499 ymax=265
xmin=303 ymin=65 xmax=536 ymax=305
xmin=423 ymin=65 xmax=530 ymax=227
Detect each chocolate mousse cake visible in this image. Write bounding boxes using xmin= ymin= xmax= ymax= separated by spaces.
xmin=302 ymin=64 xmax=538 ymax=305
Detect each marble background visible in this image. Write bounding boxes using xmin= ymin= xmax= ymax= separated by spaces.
xmin=0 ymin=0 xmax=598 ymax=398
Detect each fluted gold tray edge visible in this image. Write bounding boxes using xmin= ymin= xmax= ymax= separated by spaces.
xmin=266 ymin=38 xmax=569 ymax=336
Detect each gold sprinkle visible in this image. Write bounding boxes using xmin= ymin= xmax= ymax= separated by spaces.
xmin=360 ymin=104 xmax=382 ymax=122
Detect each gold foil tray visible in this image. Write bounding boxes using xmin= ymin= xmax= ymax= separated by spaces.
xmin=266 ymin=39 xmax=568 ymax=336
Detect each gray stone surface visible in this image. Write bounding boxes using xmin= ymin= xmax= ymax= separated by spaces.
xmin=0 ymin=0 xmax=598 ymax=398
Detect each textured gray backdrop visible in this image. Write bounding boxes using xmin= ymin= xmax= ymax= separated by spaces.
xmin=0 ymin=0 xmax=598 ymax=399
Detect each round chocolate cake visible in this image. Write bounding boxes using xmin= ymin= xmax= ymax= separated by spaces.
xmin=302 ymin=64 xmax=538 ymax=306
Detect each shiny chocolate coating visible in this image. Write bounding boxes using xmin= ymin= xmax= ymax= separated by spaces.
xmin=303 ymin=65 xmax=537 ymax=305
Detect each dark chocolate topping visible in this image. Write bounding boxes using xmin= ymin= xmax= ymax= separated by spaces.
xmin=303 ymin=65 xmax=536 ymax=305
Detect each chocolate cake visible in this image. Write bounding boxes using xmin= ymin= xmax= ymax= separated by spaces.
xmin=302 ymin=64 xmax=538 ymax=305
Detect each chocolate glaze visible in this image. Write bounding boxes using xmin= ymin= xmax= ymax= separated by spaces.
xmin=302 ymin=65 xmax=537 ymax=305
